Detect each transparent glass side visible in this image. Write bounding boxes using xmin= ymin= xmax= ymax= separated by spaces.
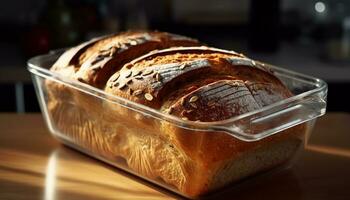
xmin=27 ymin=51 xmax=327 ymax=198
xmin=211 ymin=64 xmax=328 ymax=141
xmin=31 ymin=72 xmax=188 ymax=196
xmin=27 ymin=52 xmax=328 ymax=142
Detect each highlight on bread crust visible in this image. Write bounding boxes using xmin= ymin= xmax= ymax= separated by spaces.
xmin=51 ymin=31 xmax=200 ymax=88
xmin=105 ymin=46 xmax=292 ymax=117
xmin=46 ymin=31 xmax=305 ymax=197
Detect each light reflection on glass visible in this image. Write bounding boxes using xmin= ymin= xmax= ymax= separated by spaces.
xmin=44 ymin=150 xmax=58 ymax=200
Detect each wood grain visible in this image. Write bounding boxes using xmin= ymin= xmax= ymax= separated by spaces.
xmin=0 ymin=113 xmax=349 ymax=200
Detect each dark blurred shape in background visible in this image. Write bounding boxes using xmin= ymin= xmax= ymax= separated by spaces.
xmin=0 ymin=0 xmax=349 ymax=112
xmin=249 ymin=0 xmax=281 ymax=52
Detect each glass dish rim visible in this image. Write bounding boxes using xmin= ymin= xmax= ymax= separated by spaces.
xmin=27 ymin=50 xmax=328 ymax=142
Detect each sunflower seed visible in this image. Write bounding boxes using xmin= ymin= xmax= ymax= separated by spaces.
xmin=180 ymin=98 xmax=185 ymax=106
xmin=189 ymin=96 xmax=198 ymax=103
xmin=133 ymin=89 xmax=143 ymax=96
xmin=112 ymin=74 xmax=120 ymax=82
xmin=109 ymin=47 xmax=117 ymax=56
xmin=179 ymin=63 xmax=187 ymax=70
xmin=134 ymin=76 xmax=143 ymax=80
xmin=130 ymin=40 xmax=138 ymax=45
xmin=181 ymin=117 xmax=188 ymax=121
xmin=144 ymin=93 xmax=154 ymax=101
xmin=251 ymin=60 xmax=256 ymax=66
xmin=125 ymin=71 xmax=132 ymax=78
xmin=190 ymin=103 xmax=197 ymax=108
xmin=133 ymin=70 xmax=142 ymax=77
xmin=99 ymin=50 xmax=110 ymax=57
xmin=155 ymin=73 xmax=162 ymax=81
xmin=143 ymin=70 xmax=154 ymax=76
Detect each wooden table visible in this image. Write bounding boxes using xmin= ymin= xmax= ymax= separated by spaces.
xmin=0 ymin=113 xmax=349 ymax=200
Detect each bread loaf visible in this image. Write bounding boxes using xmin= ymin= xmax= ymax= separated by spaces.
xmin=47 ymin=31 xmax=305 ymax=197
xmin=47 ymin=31 xmax=200 ymax=156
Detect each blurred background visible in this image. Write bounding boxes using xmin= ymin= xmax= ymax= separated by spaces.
xmin=0 ymin=0 xmax=349 ymax=113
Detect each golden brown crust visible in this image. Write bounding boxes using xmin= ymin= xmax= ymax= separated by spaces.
xmin=105 ymin=47 xmax=292 ymax=118
xmin=51 ymin=31 xmax=200 ymax=88
xmin=48 ymin=33 xmax=303 ymax=197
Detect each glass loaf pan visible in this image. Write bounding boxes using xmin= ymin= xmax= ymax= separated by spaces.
xmin=28 ymin=50 xmax=327 ymax=198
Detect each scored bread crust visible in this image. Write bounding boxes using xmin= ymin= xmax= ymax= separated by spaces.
xmin=105 ymin=46 xmax=291 ymax=109
xmin=51 ymin=31 xmax=200 ymax=88
xmin=103 ymin=47 xmax=302 ymax=195
xmin=47 ymin=33 xmax=305 ymax=197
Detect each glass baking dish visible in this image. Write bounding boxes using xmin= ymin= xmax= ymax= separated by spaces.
xmin=28 ymin=49 xmax=327 ymax=198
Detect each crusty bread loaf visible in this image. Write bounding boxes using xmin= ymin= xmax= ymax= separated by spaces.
xmin=47 ymin=31 xmax=200 ymax=156
xmin=47 ymin=31 xmax=305 ymax=197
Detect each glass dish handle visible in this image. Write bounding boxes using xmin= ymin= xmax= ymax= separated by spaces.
xmin=213 ymin=95 xmax=327 ymax=142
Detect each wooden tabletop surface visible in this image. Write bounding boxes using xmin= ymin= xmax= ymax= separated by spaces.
xmin=0 ymin=112 xmax=349 ymax=200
